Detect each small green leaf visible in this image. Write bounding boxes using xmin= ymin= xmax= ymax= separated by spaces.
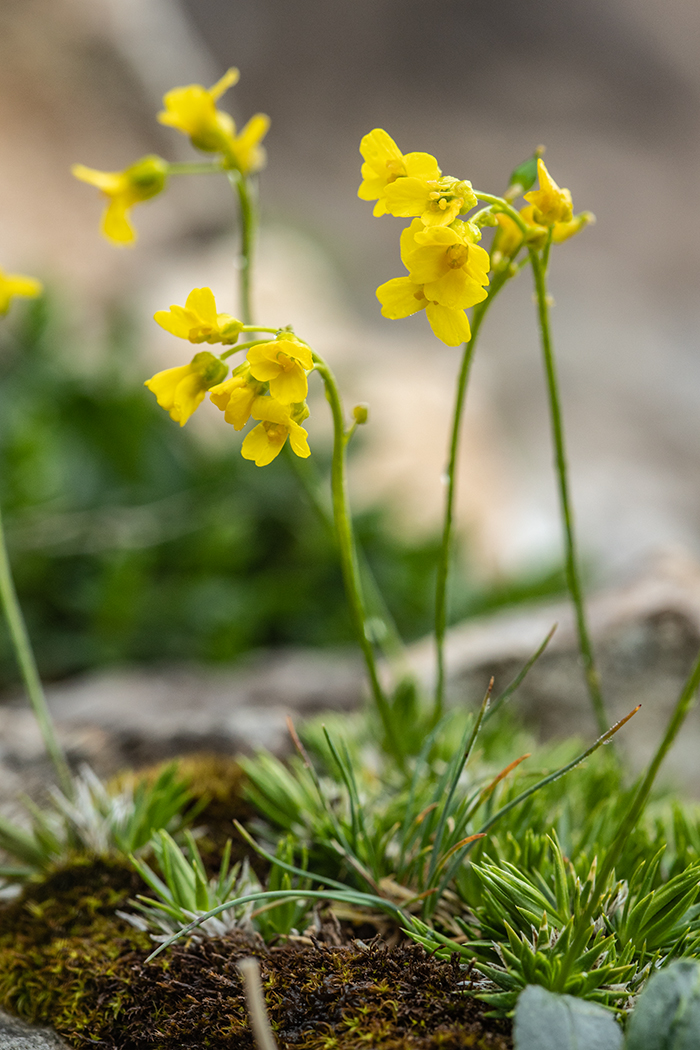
xmin=625 ymin=959 xmax=700 ymax=1050
xmin=514 ymin=985 xmax=623 ymax=1050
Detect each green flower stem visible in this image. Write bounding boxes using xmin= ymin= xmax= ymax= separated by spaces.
xmin=0 ymin=504 xmax=72 ymax=795
xmin=556 ymin=647 xmax=700 ymax=990
xmin=474 ymin=192 xmax=531 ymax=234
xmin=228 ymin=171 xmax=257 ymax=326
xmin=312 ymin=353 xmax=399 ymax=757
xmin=167 ymin=162 xmax=224 ymax=176
xmin=528 ymin=240 xmax=608 ymax=735
xmin=433 ymin=266 xmax=511 ymax=723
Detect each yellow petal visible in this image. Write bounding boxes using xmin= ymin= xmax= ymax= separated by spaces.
xmin=172 ymin=371 xmax=206 ymax=426
xmin=402 ymin=153 xmax=442 ymax=180
xmin=154 ymin=307 xmax=192 ymax=339
xmin=425 ymin=303 xmax=471 ymax=346
xmin=268 ymin=363 xmax=308 ymax=404
xmin=250 ymin=396 xmax=293 ymax=425
xmin=232 ymin=113 xmax=270 ymax=173
xmin=276 ymin=337 xmax=314 ymax=370
xmin=403 ymin=244 xmax=447 ymax=285
xmin=71 ymin=164 xmax=123 ymax=194
xmin=242 ymin=422 xmax=287 ymax=466
xmin=224 ymin=386 xmax=256 ymax=430
xmin=359 ymin=129 xmax=403 ymax=172
xmin=144 ymin=364 xmax=193 ymax=411
xmin=185 ymin=287 xmax=217 ymax=325
xmin=384 ymin=177 xmax=433 ymax=218
xmin=209 ymin=68 xmax=240 ymax=101
xmin=101 ymin=198 xmax=135 ymax=245
xmin=287 ymin=421 xmax=311 ymax=459
xmin=376 ymin=277 xmax=425 ymax=319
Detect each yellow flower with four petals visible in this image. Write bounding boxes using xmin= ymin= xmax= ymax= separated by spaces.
xmin=358 ymin=129 xmax=442 ymax=217
xmin=154 ymin=287 xmax=243 ymax=345
xmin=241 ymin=397 xmax=311 ymax=466
xmin=523 ymin=158 xmax=573 ymax=226
xmin=209 ymin=365 xmax=267 ymax=431
xmin=246 ymin=335 xmax=314 ymax=404
xmin=71 ymin=155 xmax=168 ymax=245
xmin=144 ymin=351 xmax=227 ymax=427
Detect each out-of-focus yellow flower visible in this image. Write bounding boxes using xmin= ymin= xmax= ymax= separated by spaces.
xmin=241 ymin=397 xmax=311 ymax=466
xmin=0 ymin=268 xmax=43 ymax=316
xmin=358 ymin=129 xmax=442 ymax=217
xmin=551 ymin=210 xmax=595 ymax=243
xmin=144 ymin=351 xmax=227 ymax=426
xmin=384 ymin=175 xmax=477 ymax=228
xmin=209 ymin=364 xmax=266 ymax=430
xmin=376 ymin=275 xmax=472 ymax=346
xmin=154 ymin=287 xmax=243 ymax=344
xmin=158 ymin=69 xmax=270 ymax=174
xmin=491 ymin=212 xmax=526 ymax=259
xmin=401 ymin=219 xmax=490 ymax=309
xmin=72 ymin=155 xmax=168 ymax=245
xmin=523 ymin=158 xmax=573 ymax=226
xmin=246 ymin=335 xmax=314 ymax=404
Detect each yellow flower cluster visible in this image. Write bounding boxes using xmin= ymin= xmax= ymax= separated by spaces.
xmin=359 ymin=129 xmax=488 ymax=346
xmin=145 ymin=288 xmax=312 ymax=465
xmin=72 ymin=69 xmax=269 ymax=246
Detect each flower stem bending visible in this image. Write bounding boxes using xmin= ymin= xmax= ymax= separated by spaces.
xmin=433 ymin=267 xmax=511 ymax=723
xmin=312 ymin=354 xmax=399 ymax=758
xmin=228 ymin=171 xmax=257 ymax=326
xmin=0 ymin=504 xmax=72 ymax=795
xmin=528 ymin=239 xmax=608 ymax=734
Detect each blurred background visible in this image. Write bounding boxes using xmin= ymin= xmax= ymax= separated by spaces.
xmin=0 ymin=0 xmax=699 ymax=685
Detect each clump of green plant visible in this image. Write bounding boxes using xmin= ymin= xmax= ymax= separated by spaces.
xmin=1 ymin=56 xmax=700 ymax=1050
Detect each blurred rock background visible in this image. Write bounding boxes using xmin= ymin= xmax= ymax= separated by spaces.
xmin=1 ymin=0 xmax=700 ymax=779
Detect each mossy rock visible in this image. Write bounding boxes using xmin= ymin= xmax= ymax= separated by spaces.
xmin=0 ymin=854 xmax=512 ymax=1049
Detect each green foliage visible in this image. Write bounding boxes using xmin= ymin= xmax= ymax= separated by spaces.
xmin=0 ymin=762 xmax=193 ymax=878
xmin=513 ymin=985 xmax=623 ymax=1050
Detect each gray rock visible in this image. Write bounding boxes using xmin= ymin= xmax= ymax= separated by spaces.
xmin=0 ymin=1012 xmax=67 ymax=1049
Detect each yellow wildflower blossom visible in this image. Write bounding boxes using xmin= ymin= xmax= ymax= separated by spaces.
xmin=492 ymin=204 xmax=594 ymax=262
xmin=523 ymin=158 xmax=573 ymax=226
xmin=358 ymin=129 xmax=442 ymax=217
xmin=209 ymin=364 xmax=266 ymax=430
xmin=376 ymin=276 xmax=472 ymax=347
xmin=0 ymin=268 xmax=43 ymax=316
xmin=401 ymin=219 xmax=490 ymax=309
xmin=551 ymin=210 xmax=595 ymax=243
xmin=72 ymin=155 xmax=168 ymax=245
xmin=241 ymin=397 xmax=311 ymax=466
xmin=246 ymin=335 xmax=314 ymax=404
xmin=384 ymin=175 xmax=477 ymax=228
xmin=144 ymin=351 xmax=227 ymax=426
xmin=154 ymin=287 xmax=243 ymax=345
xmin=158 ymin=68 xmax=270 ymax=174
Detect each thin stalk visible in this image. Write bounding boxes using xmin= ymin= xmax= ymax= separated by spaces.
xmin=237 ymin=958 xmax=279 ymax=1050
xmin=433 ymin=266 xmax=510 ymax=722
xmin=0 ymin=504 xmax=72 ymax=795
xmin=312 ymin=353 xmax=399 ymax=759
xmin=228 ymin=171 xmax=257 ymax=326
xmin=555 ymin=646 xmax=700 ymax=990
xmin=528 ymin=241 xmax=608 ymax=734
xmin=167 ymin=162 xmax=224 ymax=176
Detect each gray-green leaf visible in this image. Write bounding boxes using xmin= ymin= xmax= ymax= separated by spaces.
xmin=625 ymin=960 xmax=700 ymax=1050
xmin=514 ymin=985 xmax=623 ymax=1050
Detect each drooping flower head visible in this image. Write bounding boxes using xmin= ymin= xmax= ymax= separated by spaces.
xmin=376 ymin=219 xmax=490 ymax=346
xmin=523 ymin=158 xmax=573 ymax=226
xmin=0 ymin=268 xmax=43 ymax=316
xmin=154 ymin=287 xmax=243 ymax=345
xmin=145 ymin=351 xmax=227 ymax=426
xmin=209 ymin=364 xmax=267 ymax=431
xmin=241 ymin=397 xmax=311 ymax=466
xmin=358 ymin=129 xmax=442 ymax=217
xmin=72 ymin=155 xmax=168 ymax=245
xmin=158 ymin=69 xmax=270 ymax=174
xmin=246 ymin=334 xmax=314 ymax=404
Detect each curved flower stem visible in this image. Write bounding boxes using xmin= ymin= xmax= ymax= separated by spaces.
xmin=312 ymin=353 xmax=400 ymax=759
xmin=528 ymin=239 xmax=608 ymax=734
xmin=473 ymin=192 xmax=530 ymax=234
xmin=433 ymin=266 xmax=511 ymax=723
xmin=228 ymin=171 xmax=257 ymax=326
xmin=0 ymin=504 xmax=72 ymax=795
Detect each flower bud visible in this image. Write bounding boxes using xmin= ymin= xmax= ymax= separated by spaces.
xmin=352 ymin=403 xmax=369 ymax=425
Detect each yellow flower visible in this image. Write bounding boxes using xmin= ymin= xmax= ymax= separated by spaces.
xmin=491 ymin=204 xmax=594 ymax=262
xmin=158 ymin=68 xmax=270 ymax=174
xmin=72 ymin=155 xmax=168 ymax=245
xmin=384 ymin=175 xmax=477 ymax=228
xmin=241 ymin=397 xmax=311 ymax=466
xmin=358 ymin=129 xmax=442 ymax=217
xmin=246 ymin=335 xmax=314 ymax=404
xmin=523 ymin=158 xmax=573 ymax=226
xmin=491 ymin=212 xmax=526 ymax=259
xmin=209 ymin=364 xmax=266 ymax=430
xmin=376 ymin=276 xmax=472 ymax=347
xmin=144 ymin=351 xmax=227 ymax=426
xmin=154 ymin=287 xmax=243 ymax=345
xmin=551 ymin=210 xmax=595 ymax=243
xmin=0 ymin=268 xmax=42 ymax=316
xmin=401 ymin=219 xmax=490 ymax=309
